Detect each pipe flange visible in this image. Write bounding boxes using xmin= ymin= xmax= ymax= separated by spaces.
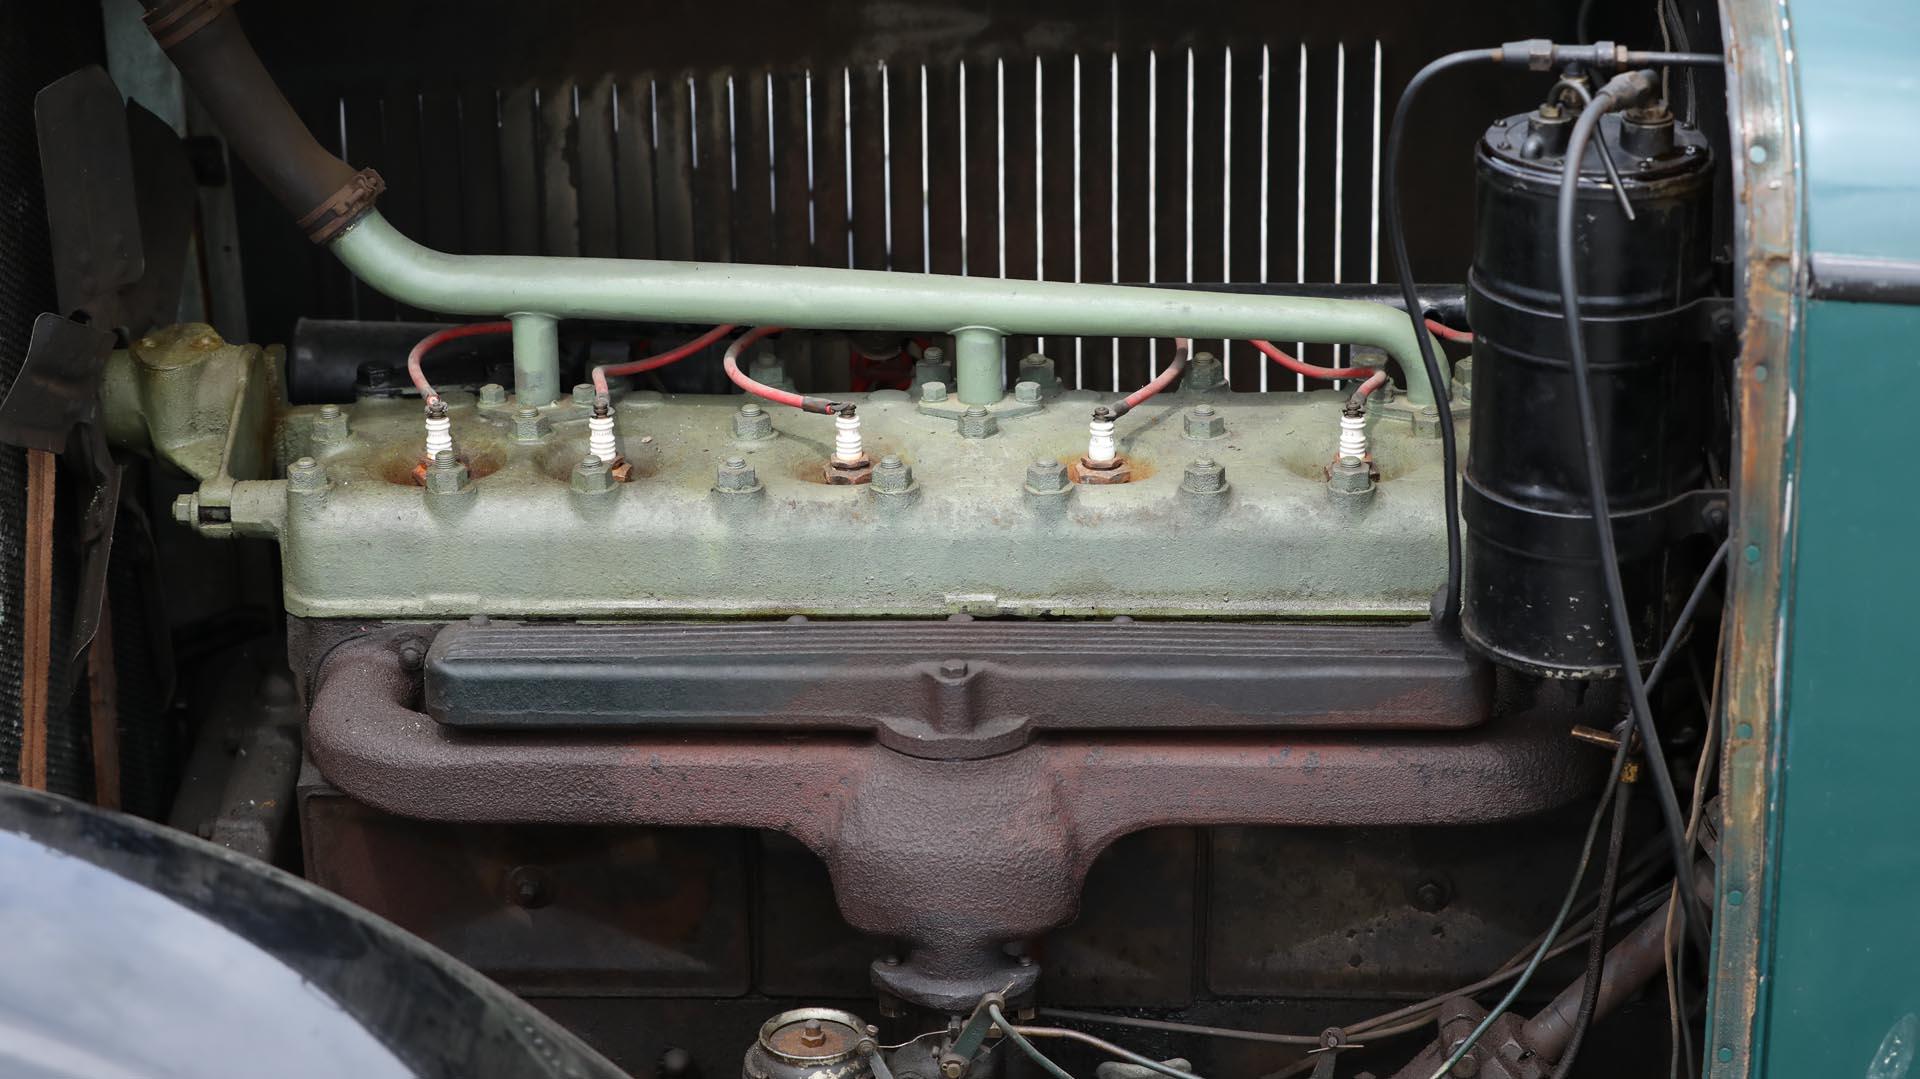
xmin=143 ymin=0 xmax=239 ymax=50
xmin=298 ymin=168 xmax=387 ymax=244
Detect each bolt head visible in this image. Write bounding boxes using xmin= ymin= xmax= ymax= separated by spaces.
xmin=171 ymin=493 xmax=197 ymax=524
xmin=572 ymin=455 xmax=616 ymax=494
xmin=511 ymin=406 xmax=551 ymax=442
xmin=957 ymin=406 xmax=998 ymax=439
xmin=1182 ymin=457 xmax=1228 ymax=494
xmin=1013 ymin=379 xmax=1042 ymax=403
xmin=425 ymin=452 xmax=472 ymax=494
xmin=572 ymin=383 xmax=596 ymax=406
xmin=714 ymin=457 xmax=762 ymax=493
xmin=922 ymin=346 xmax=946 ymax=363
xmin=1184 ymin=404 xmax=1227 ymax=440
xmin=286 ymin=456 xmax=328 ymax=493
xmin=939 ymin=659 xmax=969 ymax=678
xmin=921 ymin=380 xmax=949 ymax=403
xmin=479 ymin=383 xmax=507 ymax=406
xmin=1025 ymin=458 xmax=1069 ymax=494
xmin=312 ymin=403 xmax=351 ymax=443
xmin=1329 ymin=457 xmax=1375 ymax=496
xmin=871 ymin=455 xmax=913 ymax=494
xmin=733 ymin=402 xmax=775 ymax=440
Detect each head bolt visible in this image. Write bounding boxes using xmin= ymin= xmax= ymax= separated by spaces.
xmin=478 ymin=383 xmax=508 ymax=406
xmin=572 ymin=382 xmax=596 ymax=407
xmin=714 ymin=455 xmax=762 ymax=494
xmin=1182 ymin=457 xmax=1227 ymax=494
xmin=1025 ymin=457 xmax=1069 ymax=495
xmin=1184 ymin=403 xmax=1226 ymax=440
xmin=872 ymin=453 xmax=914 ymax=494
xmin=511 ymin=406 xmax=551 ymax=442
xmin=572 ymin=454 xmax=616 ymax=494
xmin=921 ymin=380 xmax=949 ymax=404
xmin=311 ymin=403 xmax=351 ymax=443
xmin=1013 ymin=380 xmax=1042 ymax=404
xmin=1329 ymin=456 xmax=1375 ymax=496
xmin=425 ymin=450 xmax=471 ymax=494
xmin=957 ymin=405 xmax=998 ymax=439
xmin=800 ymin=1021 xmax=827 ymax=1049
xmin=286 ymin=456 xmax=329 ymax=493
xmin=733 ymin=400 xmax=774 ymax=440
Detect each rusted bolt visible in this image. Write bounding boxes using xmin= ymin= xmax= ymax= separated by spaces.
xmin=799 ymin=1021 xmax=828 ymax=1049
xmin=512 ymin=406 xmax=550 ymax=442
xmin=957 ymin=406 xmax=998 ymax=439
xmin=1014 ymin=380 xmax=1042 ymax=404
xmin=733 ymin=401 xmax=774 ymax=440
xmin=714 ymin=455 xmax=762 ymax=494
xmin=312 ymin=404 xmax=350 ymax=443
xmin=478 ymin=383 xmax=508 ymax=406
xmin=921 ymin=380 xmax=949 ymax=404
xmin=1025 ymin=457 xmax=1069 ymax=495
xmin=286 ymin=456 xmax=328 ymax=494
xmin=425 ymin=450 xmax=471 ymax=495
xmin=1182 ymin=457 xmax=1227 ymax=494
xmin=572 ymin=455 xmax=616 ymax=495
xmin=872 ymin=453 xmax=914 ymax=495
xmin=1184 ymin=403 xmax=1226 ymax=440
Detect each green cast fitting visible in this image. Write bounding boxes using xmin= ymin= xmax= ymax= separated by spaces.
xmin=510 ymin=313 xmax=561 ymax=407
xmin=331 ymin=210 xmax=1448 ymax=406
xmin=952 ymin=326 xmax=1006 ymax=405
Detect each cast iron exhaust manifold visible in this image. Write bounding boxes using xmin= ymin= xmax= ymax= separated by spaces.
xmin=308 ymin=629 xmax=1599 ymax=1012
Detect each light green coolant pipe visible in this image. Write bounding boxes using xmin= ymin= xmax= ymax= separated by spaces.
xmin=331 ymin=210 xmax=1448 ymax=408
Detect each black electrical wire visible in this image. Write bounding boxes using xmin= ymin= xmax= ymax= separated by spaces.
xmin=1558 ymin=73 xmax=1712 ymax=944
xmin=1426 ymin=731 xmax=1636 ymax=1079
xmin=1385 ymin=48 xmax=1498 ymax=636
xmin=1646 ymin=538 xmax=1731 ymax=694
xmin=1548 ymin=744 xmax=1637 ymax=1078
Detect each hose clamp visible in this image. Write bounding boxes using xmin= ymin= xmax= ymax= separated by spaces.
xmin=298 ymin=168 xmax=387 ymax=244
xmin=143 ymin=0 xmax=239 ymax=50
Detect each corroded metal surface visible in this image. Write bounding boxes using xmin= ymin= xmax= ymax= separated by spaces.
xmin=308 ymin=634 xmax=1598 ymax=1011
xmin=1710 ymin=0 xmax=1801 ymax=1074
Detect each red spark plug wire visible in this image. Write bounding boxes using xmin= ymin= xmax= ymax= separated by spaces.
xmin=722 ymin=327 xmax=850 ymax=415
xmin=590 ymin=323 xmax=738 ymax=397
xmin=407 ymin=321 xmax=513 ymax=407
xmin=1104 ymin=338 xmax=1191 ymax=418
xmin=1424 ymin=318 xmax=1475 ymax=343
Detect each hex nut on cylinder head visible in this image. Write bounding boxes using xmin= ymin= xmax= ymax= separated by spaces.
xmin=425 ymin=450 xmax=471 ymax=494
xmin=312 ymin=404 xmax=350 ymax=443
xmin=572 ymin=382 xmax=596 ymax=407
xmin=1181 ymin=458 xmax=1227 ymax=494
xmin=479 ymin=383 xmax=508 ymax=406
xmin=572 ymin=455 xmax=616 ymax=494
xmin=714 ymin=455 xmax=762 ymax=494
xmin=1013 ymin=380 xmax=1042 ymax=404
xmin=1329 ymin=457 xmax=1375 ymax=496
xmin=871 ymin=454 xmax=914 ymax=494
xmin=286 ymin=456 xmax=328 ymax=493
xmin=511 ymin=406 xmax=551 ymax=442
xmin=921 ymin=380 xmax=949 ymax=404
xmin=1025 ymin=457 xmax=1069 ymax=495
xmin=957 ymin=405 xmax=998 ymax=439
xmin=733 ymin=401 xmax=774 ymax=440
xmin=1184 ymin=404 xmax=1226 ymax=440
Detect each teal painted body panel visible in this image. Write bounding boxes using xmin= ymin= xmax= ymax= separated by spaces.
xmin=1753 ymin=1 xmax=1920 ymax=1074
xmin=1762 ymin=300 xmax=1920 ymax=1076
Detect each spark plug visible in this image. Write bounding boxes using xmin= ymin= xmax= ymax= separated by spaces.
xmin=1086 ymin=407 xmax=1118 ymax=465
xmin=423 ymin=400 xmax=452 ymax=460
xmin=1337 ymin=406 xmax=1369 ymax=464
xmin=588 ymin=398 xmax=618 ymax=464
xmin=832 ymin=405 xmax=864 ymax=464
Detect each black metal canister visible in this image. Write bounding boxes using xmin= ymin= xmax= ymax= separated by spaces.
xmin=1462 ymin=102 xmax=1715 ymax=677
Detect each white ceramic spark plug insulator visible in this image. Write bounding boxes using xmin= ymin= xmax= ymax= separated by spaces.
xmin=1086 ymin=415 xmax=1118 ymax=464
xmin=424 ymin=411 xmax=453 ymax=459
xmin=833 ymin=410 xmax=865 ymax=463
xmin=1337 ymin=411 xmax=1369 ymax=463
xmin=588 ymin=411 xmax=619 ymax=463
